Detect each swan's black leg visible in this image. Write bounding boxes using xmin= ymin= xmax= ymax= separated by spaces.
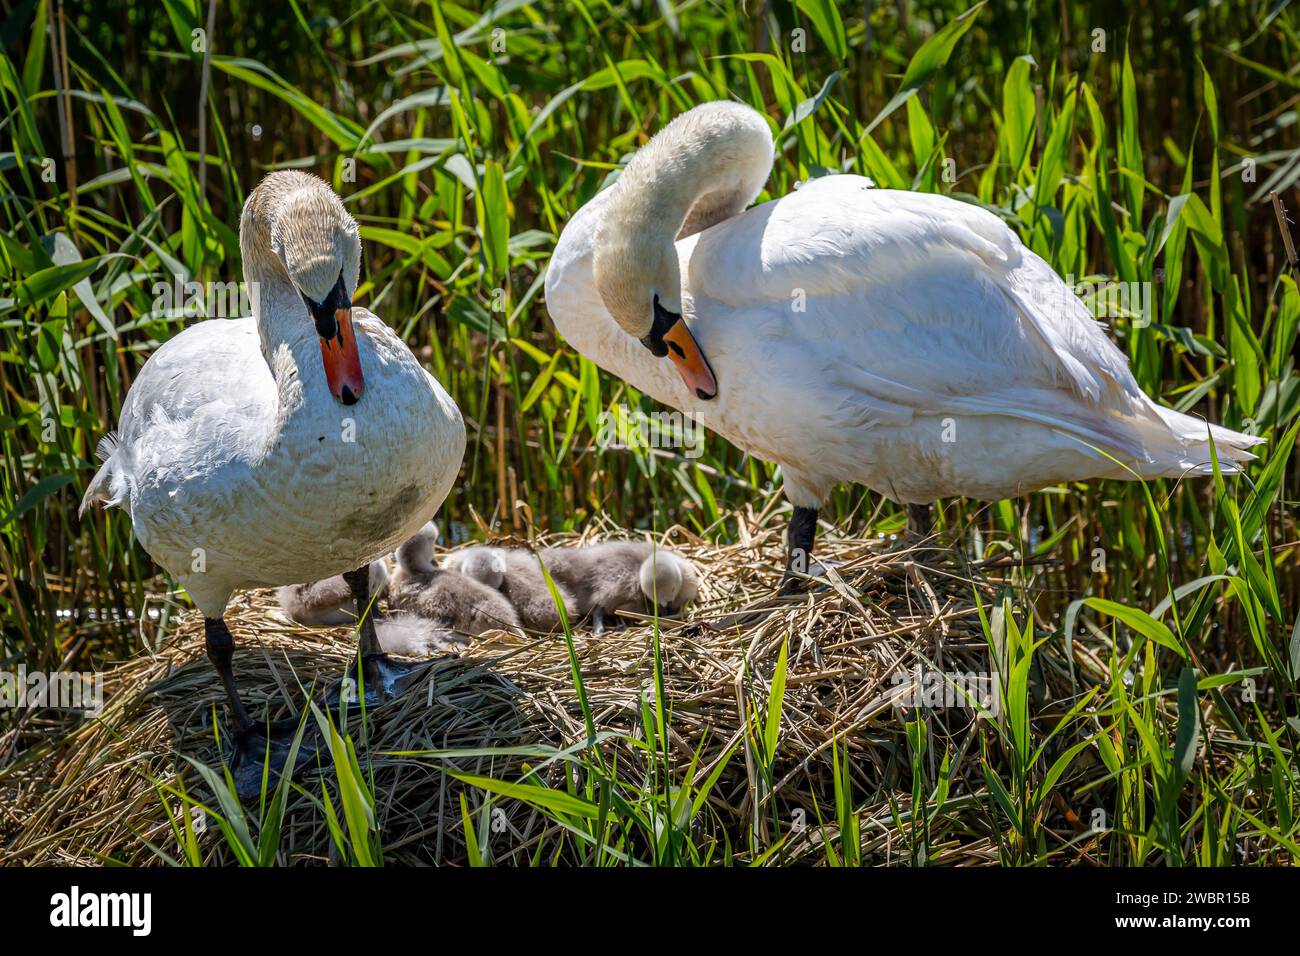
xmin=780 ymin=506 xmax=818 ymax=594
xmin=205 ymin=617 xmax=252 ymax=731
xmin=343 ymin=565 xmax=379 ymax=655
xmin=208 ymin=617 xmax=317 ymax=800
xmin=328 ymin=563 xmax=431 ymax=709
xmin=907 ymin=503 xmax=934 ymax=539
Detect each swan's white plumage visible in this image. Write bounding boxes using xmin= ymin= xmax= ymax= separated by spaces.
xmin=82 ymin=172 xmax=466 ymax=618
xmin=546 ymin=103 xmax=1261 ymax=508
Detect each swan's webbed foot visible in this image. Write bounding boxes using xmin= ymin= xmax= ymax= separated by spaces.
xmin=324 ymin=564 xmax=431 ymax=708
xmin=228 ymin=715 xmax=320 ymax=801
xmin=363 ymin=652 xmax=433 ymax=700
xmin=325 ymin=653 xmax=433 ymax=710
xmin=205 ymin=617 xmax=320 ymax=800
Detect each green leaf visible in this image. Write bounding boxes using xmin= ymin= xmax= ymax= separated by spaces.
xmin=475 ymin=159 xmax=510 ymax=283
xmin=906 ymin=94 xmax=935 ymax=175
xmin=1173 ymin=665 xmax=1200 ymax=784
xmin=312 ymin=705 xmax=378 ymax=866
xmin=1289 ymin=609 xmax=1300 ymax=682
xmin=1271 ymin=277 xmax=1300 ymax=379
xmin=358 ymin=88 xmax=451 ymax=149
xmin=448 ymin=771 xmax=603 ymax=819
xmin=204 ymin=54 xmax=366 ymax=152
xmin=1 ymin=474 xmax=75 ymax=529
xmin=763 ymin=639 xmax=789 ymax=764
xmin=1079 ymin=597 xmax=1185 ymax=658
xmin=180 ymin=757 xmax=256 ymax=867
xmin=783 ymin=70 xmax=842 ymax=132
xmin=22 ymin=0 xmax=47 ymax=96
xmin=1034 ymin=82 xmax=1076 ymax=206
xmin=1002 ymin=55 xmax=1036 ymax=177
xmin=42 ymin=232 xmax=116 ymax=339
xmin=17 ymin=259 xmax=105 ymax=306
xmin=862 ymin=2 xmax=985 ymax=137
xmin=1150 ymin=575 xmax=1237 ymax=620
xmin=1118 ymin=47 xmax=1144 ymax=223
xmin=795 ymin=0 xmax=847 ymax=60
xmin=359 ymin=226 xmax=451 ymax=276
xmin=459 ymin=794 xmax=485 ymax=866
xmin=520 ymin=60 xmax=669 ymax=149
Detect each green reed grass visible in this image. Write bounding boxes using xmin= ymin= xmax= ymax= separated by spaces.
xmin=2 ymin=0 xmax=1298 ymax=865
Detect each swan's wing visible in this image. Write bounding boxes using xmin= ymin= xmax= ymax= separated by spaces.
xmin=115 ymin=318 xmax=273 ymax=442
xmin=684 ymin=178 xmax=1145 ymax=437
xmin=85 ymin=317 xmax=279 ymax=516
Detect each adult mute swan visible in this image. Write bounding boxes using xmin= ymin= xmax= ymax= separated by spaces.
xmin=544 ymin=101 xmax=1262 ymax=586
xmin=81 ymin=171 xmax=465 ymax=793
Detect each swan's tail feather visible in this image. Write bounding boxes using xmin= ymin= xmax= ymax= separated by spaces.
xmin=1136 ymin=404 xmax=1263 ymax=478
xmin=95 ymin=432 xmax=119 ymax=462
xmin=79 ymin=432 xmax=122 ymax=518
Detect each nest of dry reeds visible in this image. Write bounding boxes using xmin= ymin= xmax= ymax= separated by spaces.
xmin=2 ymin=516 xmax=1040 ymax=866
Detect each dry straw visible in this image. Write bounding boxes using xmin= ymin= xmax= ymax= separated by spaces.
xmin=3 ymin=516 xmax=1069 ymax=866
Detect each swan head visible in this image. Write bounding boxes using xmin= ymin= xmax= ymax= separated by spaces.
xmin=593 ymin=231 xmax=719 ymax=402
xmin=241 ymin=171 xmax=365 ymax=406
xmin=449 ymin=546 xmax=508 ymax=590
xmin=589 ymin=102 xmax=775 ymax=403
xmin=638 ymin=551 xmax=699 ymax=615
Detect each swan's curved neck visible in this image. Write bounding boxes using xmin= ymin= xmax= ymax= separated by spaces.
xmin=591 ymin=102 xmax=773 ymax=333
xmin=610 ymin=102 xmax=774 ymax=242
xmin=240 ymin=216 xmax=327 ymax=438
xmin=245 ymin=259 xmax=314 ymax=364
xmin=241 ymin=199 xmax=310 ymax=367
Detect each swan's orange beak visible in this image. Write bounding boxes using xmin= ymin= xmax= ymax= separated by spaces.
xmin=320 ymin=307 xmax=364 ymax=406
xmin=307 ymin=272 xmax=365 ymax=406
xmin=663 ymin=320 xmax=717 ymax=401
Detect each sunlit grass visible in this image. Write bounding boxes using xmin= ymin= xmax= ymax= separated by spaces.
xmin=2 ymin=0 xmax=1297 ymax=865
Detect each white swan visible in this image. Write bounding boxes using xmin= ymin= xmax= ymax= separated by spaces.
xmin=545 ymin=101 xmax=1262 ymax=581
xmin=81 ymin=171 xmax=465 ymax=785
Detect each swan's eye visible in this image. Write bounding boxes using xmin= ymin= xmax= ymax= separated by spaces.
xmin=312 ymin=310 xmax=339 ymax=340
xmin=641 ymin=294 xmax=679 ymax=357
xmin=302 ymin=271 xmax=350 ymax=341
xmin=640 ymin=334 xmax=669 ymax=358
